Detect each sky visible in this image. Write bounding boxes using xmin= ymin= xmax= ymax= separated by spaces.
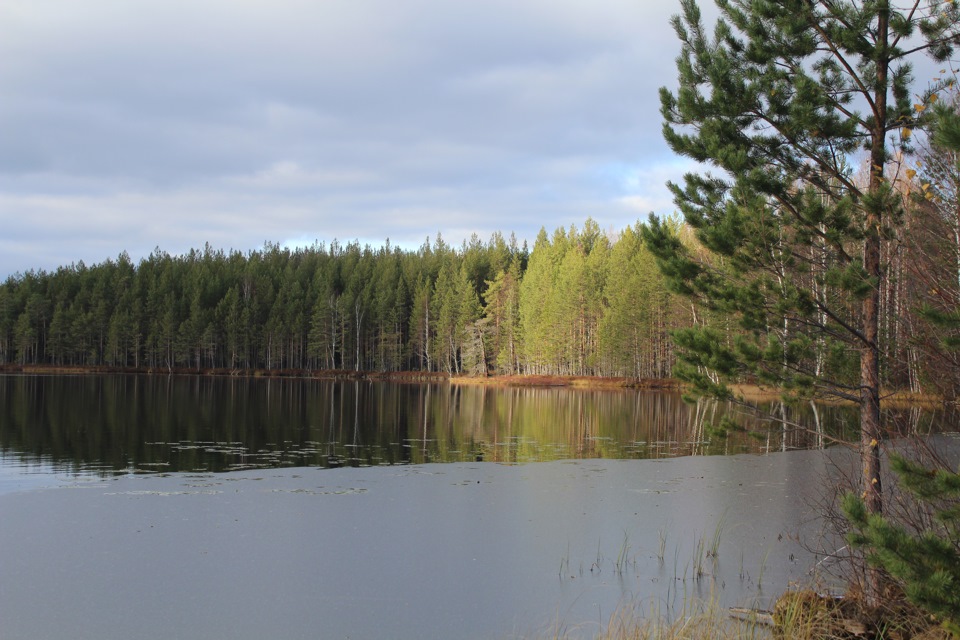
xmin=0 ymin=0 xmax=703 ymax=279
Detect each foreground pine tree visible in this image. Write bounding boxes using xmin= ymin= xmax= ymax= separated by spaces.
xmin=643 ymin=0 xmax=960 ymax=601
xmin=844 ymin=86 xmax=960 ymax=637
xmin=844 ymin=455 xmax=960 ymax=636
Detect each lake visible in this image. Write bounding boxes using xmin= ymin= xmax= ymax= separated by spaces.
xmin=0 ymin=375 xmax=956 ymax=639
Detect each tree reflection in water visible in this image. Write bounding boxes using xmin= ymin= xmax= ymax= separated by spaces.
xmin=0 ymin=374 xmax=954 ymax=476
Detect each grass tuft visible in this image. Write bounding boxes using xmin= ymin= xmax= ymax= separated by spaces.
xmin=540 ymin=596 xmax=770 ymax=640
xmin=531 ymin=587 xmax=954 ymax=640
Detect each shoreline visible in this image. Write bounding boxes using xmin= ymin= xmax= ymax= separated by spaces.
xmin=0 ymin=364 xmax=945 ymax=405
xmin=0 ymin=363 xmax=681 ymax=389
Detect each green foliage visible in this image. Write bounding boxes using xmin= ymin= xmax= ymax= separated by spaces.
xmin=844 ymin=454 xmax=960 ymax=636
xmin=642 ymin=0 xmax=960 ymax=405
xmin=518 ymin=222 xmax=606 ymax=376
xmin=0 ymin=222 xmax=689 ymax=377
xmin=922 ymin=305 xmax=960 ymax=350
xmin=919 ymin=99 xmax=960 ymax=353
xmin=644 ymin=13 xmax=960 ymax=612
xmin=600 ymin=224 xmax=682 ymax=378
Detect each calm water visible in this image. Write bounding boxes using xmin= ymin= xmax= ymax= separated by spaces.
xmin=0 ymin=375 xmax=957 ymax=640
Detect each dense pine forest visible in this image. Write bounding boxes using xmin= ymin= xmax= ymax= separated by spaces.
xmin=0 ymin=219 xmax=684 ymax=378
xmin=0 ymin=206 xmax=957 ymax=398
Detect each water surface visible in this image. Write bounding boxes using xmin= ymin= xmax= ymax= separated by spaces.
xmin=0 ymin=375 xmax=956 ymax=640
xmin=0 ymin=374 xmax=917 ymax=477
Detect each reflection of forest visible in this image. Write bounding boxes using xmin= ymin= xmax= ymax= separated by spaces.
xmin=1 ymin=375 xmax=954 ymax=474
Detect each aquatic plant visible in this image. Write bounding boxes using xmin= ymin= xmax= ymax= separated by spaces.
xmin=615 ymin=531 xmax=633 ymax=575
xmin=757 ymin=548 xmax=770 ymax=590
xmin=707 ymin=511 xmax=727 ymax=559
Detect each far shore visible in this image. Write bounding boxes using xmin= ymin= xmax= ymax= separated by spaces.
xmin=0 ymin=364 xmax=946 ymax=406
xmin=0 ymin=363 xmax=679 ymax=389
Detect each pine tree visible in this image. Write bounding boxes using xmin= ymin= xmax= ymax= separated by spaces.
xmin=408 ymin=276 xmax=433 ymax=372
xmin=642 ymin=0 xmax=960 ymax=560
xmin=483 ymin=258 xmax=523 ymax=375
xmin=518 ymin=228 xmax=555 ymax=374
xmin=844 ymin=454 xmax=960 ymax=636
xmin=843 ymin=88 xmax=960 ymax=634
xmin=921 ymin=97 xmax=960 ymax=350
xmin=601 ymin=224 xmax=679 ymax=378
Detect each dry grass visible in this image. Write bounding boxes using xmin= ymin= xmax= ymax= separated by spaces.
xmin=727 ymin=384 xmax=945 ymax=408
xmin=450 ymin=374 xmax=681 ymax=390
xmin=539 ymin=597 xmax=771 ymax=640
xmin=597 ymin=609 xmax=767 ymax=640
xmin=727 ymin=384 xmax=784 ymax=403
xmin=880 ymin=390 xmax=945 ymax=408
xmin=536 ymin=589 xmax=953 ymax=640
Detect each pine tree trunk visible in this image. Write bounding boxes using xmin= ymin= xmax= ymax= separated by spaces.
xmin=861 ymin=1 xmax=890 ymax=602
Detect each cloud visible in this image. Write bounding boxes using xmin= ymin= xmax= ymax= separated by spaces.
xmin=0 ymin=0 xmax=692 ymax=278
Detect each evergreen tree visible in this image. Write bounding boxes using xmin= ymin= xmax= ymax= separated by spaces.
xmin=0 ymin=224 xmax=690 ymax=377
xmin=921 ymin=97 xmax=960 ymax=350
xmin=408 ymin=276 xmax=433 ymax=371
xmin=898 ymin=86 xmax=960 ymax=398
xmin=483 ymin=258 xmax=523 ymax=375
xmin=642 ymin=0 xmax=960 ymax=549
xmin=601 ymin=224 xmax=678 ymax=378
xmin=307 ymin=258 xmax=341 ymax=370
xmin=518 ymin=228 xmax=556 ymax=374
xmin=455 ymin=262 xmax=485 ymax=376
xmin=844 ymin=95 xmax=960 ymax=632
xmin=218 ymin=285 xmax=243 ymax=369
xmin=844 ymin=455 xmax=960 ymax=636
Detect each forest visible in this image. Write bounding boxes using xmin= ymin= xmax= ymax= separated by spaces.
xmin=0 ymin=181 xmax=957 ymax=400
xmin=0 ymin=220 xmax=682 ymax=379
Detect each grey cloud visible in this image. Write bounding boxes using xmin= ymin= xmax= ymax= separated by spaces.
xmin=0 ymin=0 xmax=693 ymax=278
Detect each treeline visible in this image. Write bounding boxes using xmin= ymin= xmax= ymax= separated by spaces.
xmin=1 ymin=204 xmax=957 ymax=395
xmin=0 ymin=220 xmax=689 ymax=377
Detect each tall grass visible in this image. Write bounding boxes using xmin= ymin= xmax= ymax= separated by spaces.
xmin=707 ymin=511 xmax=727 ymax=559
xmin=757 ymin=548 xmax=770 ymax=590
xmin=538 ymin=595 xmax=773 ymax=640
xmin=536 ymin=588 xmax=954 ymax=640
xmin=615 ymin=531 xmax=633 ymax=575
xmin=548 ymin=514 xmax=842 ymax=639
xmin=692 ymin=535 xmax=705 ymax=580
xmin=542 ymin=504 xmax=951 ymax=640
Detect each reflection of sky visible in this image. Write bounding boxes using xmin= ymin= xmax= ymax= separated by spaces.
xmin=0 ymin=455 xmax=64 ymax=494
xmin=0 ymin=453 xmax=111 ymax=496
xmin=0 ymin=454 xmax=834 ymax=640
xmin=497 ymin=453 xmax=832 ymax=620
